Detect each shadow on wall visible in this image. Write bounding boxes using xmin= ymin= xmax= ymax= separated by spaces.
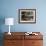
xmin=0 ymin=16 xmax=5 ymax=46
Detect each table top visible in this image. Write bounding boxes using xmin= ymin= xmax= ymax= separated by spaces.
xmin=4 ymin=32 xmax=43 ymax=40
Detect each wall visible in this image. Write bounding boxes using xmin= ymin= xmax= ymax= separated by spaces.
xmin=0 ymin=0 xmax=46 ymax=32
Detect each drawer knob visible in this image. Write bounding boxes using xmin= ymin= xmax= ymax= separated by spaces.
xmin=32 ymin=42 xmax=35 ymax=44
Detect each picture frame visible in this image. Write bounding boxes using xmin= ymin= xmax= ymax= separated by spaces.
xmin=18 ymin=9 xmax=36 ymax=23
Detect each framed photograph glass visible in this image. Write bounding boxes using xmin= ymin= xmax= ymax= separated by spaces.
xmin=18 ymin=9 xmax=36 ymax=23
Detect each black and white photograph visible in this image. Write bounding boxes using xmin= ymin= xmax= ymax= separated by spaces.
xmin=19 ymin=9 xmax=36 ymax=23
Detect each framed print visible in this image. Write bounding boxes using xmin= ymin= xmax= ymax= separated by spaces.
xmin=18 ymin=9 xmax=36 ymax=23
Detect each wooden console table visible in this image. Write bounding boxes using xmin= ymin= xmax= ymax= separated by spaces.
xmin=4 ymin=32 xmax=43 ymax=46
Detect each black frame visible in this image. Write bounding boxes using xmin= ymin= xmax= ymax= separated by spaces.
xmin=18 ymin=9 xmax=36 ymax=24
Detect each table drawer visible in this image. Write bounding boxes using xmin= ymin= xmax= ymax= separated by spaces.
xmin=4 ymin=40 xmax=16 ymax=46
xmin=24 ymin=40 xmax=43 ymax=46
xmin=25 ymin=35 xmax=43 ymax=40
xmin=4 ymin=35 xmax=24 ymax=40
xmin=4 ymin=40 xmax=24 ymax=46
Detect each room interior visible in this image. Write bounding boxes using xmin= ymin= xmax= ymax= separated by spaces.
xmin=0 ymin=0 xmax=46 ymax=46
